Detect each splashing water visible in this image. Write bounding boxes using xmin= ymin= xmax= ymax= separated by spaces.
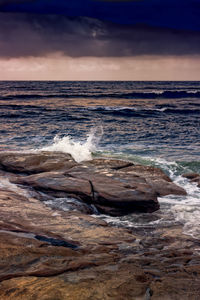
xmin=41 ymin=126 xmax=103 ymax=162
xmin=158 ymin=173 xmax=200 ymax=238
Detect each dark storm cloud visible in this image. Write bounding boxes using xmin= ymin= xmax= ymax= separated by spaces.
xmin=0 ymin=0 xmax=200 ymax=58
xmin=1 ymin=0 xmax=200 ymax=31
xmin=0 ymin=13 xmax=200 ymax=58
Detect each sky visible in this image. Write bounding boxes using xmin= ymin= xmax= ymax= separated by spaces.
xmin=0 ymin=0 xmax=200 ymax=80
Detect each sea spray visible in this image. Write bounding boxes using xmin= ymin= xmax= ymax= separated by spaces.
xmin=41 ymin=126 xmax=104 ymax=163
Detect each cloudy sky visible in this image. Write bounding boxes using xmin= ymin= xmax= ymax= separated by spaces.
xmin=0 ymin=0 xmax=200 ymax=80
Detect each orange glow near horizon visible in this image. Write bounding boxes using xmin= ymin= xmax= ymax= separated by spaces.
xmin=0 ymin=54 xmax=200 ymax=81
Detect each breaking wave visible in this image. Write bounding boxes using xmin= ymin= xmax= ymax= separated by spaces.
xmin=81 ymin=106 xmax=200 ymax=116
xmin=41 ymin=126 xmax=103 ymax=163
xmin=144 ymin=158 xmax=200 ymax=238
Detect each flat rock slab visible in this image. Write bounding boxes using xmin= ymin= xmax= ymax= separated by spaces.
xmin=0 ymin=151 xmax=187 ymax=216
xmin=0 ymin=151 xmax=77 ymax=174
xmin=0 ymin=189 xmax=200 ymax=300
xmin=0 ymin=189 xmax=137 ymax=285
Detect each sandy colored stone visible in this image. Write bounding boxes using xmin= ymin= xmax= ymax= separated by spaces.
xmin=0 ymin=185 xmax=200 ymax=298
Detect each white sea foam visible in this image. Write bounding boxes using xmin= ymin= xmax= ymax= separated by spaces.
xmin=41 ymin=126 xmax=103 ymax=162
xmin=155 ymin=107 xmax=167 ymax=112
xmin=82 ymin=106 xmax=137 ymax=111
xmin=144 ymin=90 xmax=164 ymax=94
xmin=170 ymin=175 xmax=200 ymax=238
xmin=154 ymin=158 xmax=200 ymax=238
xmin=44 ymin=197 xmax=94 ymax=213
xmin=189 ymin=90 xmax=199 ymax=94
xmin=0 ymin=177 xmax=29 ymax=197
xmin=158 ymin=183 xmax=200 ymax=238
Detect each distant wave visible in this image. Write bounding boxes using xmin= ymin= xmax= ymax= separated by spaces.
xmin=82 ymin=106 xmax=200 ymax=116
xmin=1 ymin=90 xmax=200 ymax=100
xmin=161 ymin=108 xmax=200 ymax=114
xmin=0 ymin=104 xmax=199 ymax=120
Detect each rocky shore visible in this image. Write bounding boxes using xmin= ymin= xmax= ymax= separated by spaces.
xmin=0 ymin=151 xmax=200 ymax=299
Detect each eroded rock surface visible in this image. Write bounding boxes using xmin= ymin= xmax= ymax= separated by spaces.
xmin=0 ymin=187 xmax=200 ymax=299
xmin=0 ymin=151 xmax=186 ymax=216
xmin=0 ymin=151 xmax=77 ymax=174
xmin=1 ymin=152 xmax=199 ymax=299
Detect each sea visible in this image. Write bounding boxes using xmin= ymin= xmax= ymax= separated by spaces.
xmin=0 ymin=81 xmax=199 ymax=238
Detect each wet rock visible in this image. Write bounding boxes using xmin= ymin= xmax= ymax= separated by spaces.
xmin=12 ymin=169 xmax=159 ymax=216
xmin=95 ymin=202 xmax=158 ymax=216
xmin=182 ymin=173 xmax=199 ymax=180
xmin=66 ymin=162 xmax=186 ymax=213
xmin=42 ymin=196 xmax=95 ymax=215
xmin=0 ymin=151 xmax=77 ymax=174
xmin=194 ymin=178 xmax=200 ymax=188
xmin=147 ymin=179 xmax=187 ymax=196
xmin=0 ymin=152 xmax=187 ymax=216
xmin=183 ymin=173 xmax=200 ymax=187
xmin=14 ymin=171 xmax=93 ymax=202
xmin=34 ymin=235 xmax=79 ymax=249
xmin=118 ymin=164 xmax=187 ymax=196
xmin=91 ymin=176 xmax=159 ymax=214
xmin=85 ymin=158 xmax=134 ymax=170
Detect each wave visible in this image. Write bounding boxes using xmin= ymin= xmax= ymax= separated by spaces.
xmin=1 ymin=90 xmax=200 ymax=100
xmin=158 ymin=172 xmax=200 ymax=238
xmin=162 ymin=108 xmax=200 ymax=114
xmin=82 ymin=106 xmax=200 ymax=116
xmin=40 ymin=126 xmax=103 ymax=163
xmin=141 ymin=157 xmax=200 ymax=238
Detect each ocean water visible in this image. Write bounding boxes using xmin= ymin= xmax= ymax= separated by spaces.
xmin=0 ymin=81 xmax=199 ymax=237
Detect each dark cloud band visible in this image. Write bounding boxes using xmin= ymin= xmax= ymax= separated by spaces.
xmin=0 ymin=13 xmax=199 ymax=58
xmin=0 ymin=0 xmax=200 ymax=31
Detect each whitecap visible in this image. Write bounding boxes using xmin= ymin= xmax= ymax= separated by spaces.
xmin=41 ymin=126 xmax=103 ymax=162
